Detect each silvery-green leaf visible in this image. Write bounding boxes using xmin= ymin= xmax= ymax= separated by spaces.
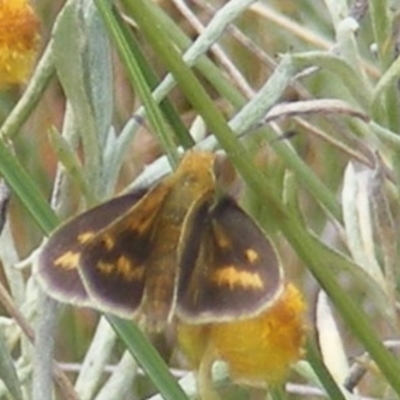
xmin=316 ymin=291 xmax=349 ymax=384
xmin=95 ymin=351 xmax=137 ymax=400
xmin=368 ymin=157 xmax=397 ymax=311
xmin=75 ymin=317 xmax=117 ymax=400
xmin=0 ymin=329 xmax=23 ymax=400
xmin=323 ymin=0 xmax=349 ymax=29
xmin=82 ymin=1 xmax=113 ymax=147
xmin=52 ymin=0 xmax=114 ymax=197
xmin=342 ymin=162 xmax=385 ymax=289
xmin=52 ymin=1 xmax=98 ymax=151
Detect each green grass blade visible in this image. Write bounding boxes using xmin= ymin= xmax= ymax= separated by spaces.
xmin=107 ymin=316 xmax=190 ymax=400
xmin=0 ymin=141 xmax=57 ymax=234
xmin=94 ymin=0 xmax=180 ymax=166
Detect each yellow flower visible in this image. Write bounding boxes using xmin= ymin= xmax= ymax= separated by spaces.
xmin=178 ymin=283 xmax=307 ymax=393
xmin=0 ymin=0 xmax=40 ymax=88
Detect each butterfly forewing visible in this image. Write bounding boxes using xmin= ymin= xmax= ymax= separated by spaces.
xmin=36 ymin=189 xmax=148 ymax=306
xmin=75 ymin=183 xmax=173 ymax=318
xmin=176 ymin=196 xmax=283 ymax=323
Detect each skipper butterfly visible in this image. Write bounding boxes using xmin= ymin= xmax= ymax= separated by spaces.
xmin=36 ymin=151 xmax=283 ymax=331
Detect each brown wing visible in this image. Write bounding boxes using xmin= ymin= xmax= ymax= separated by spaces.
xmin=75 ymin=182 xmax=172 ymax=318
xmin=176 ymin=196 xmax=283 ymax=323
xmin=36 ymin=189 xmax=148 ymax=307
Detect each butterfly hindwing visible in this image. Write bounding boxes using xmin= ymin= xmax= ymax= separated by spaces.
xmin=176 ymin=196 xmax=283 ymax=323
xmin=36 ymin=189 xmax=148 ymax=306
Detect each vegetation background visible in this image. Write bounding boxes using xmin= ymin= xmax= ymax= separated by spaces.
xmin=0 ymin=0 xmax=399 ymax=399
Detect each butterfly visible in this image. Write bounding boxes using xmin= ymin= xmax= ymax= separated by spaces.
xmin=36 ymin=151 xmax=283 ymax=332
